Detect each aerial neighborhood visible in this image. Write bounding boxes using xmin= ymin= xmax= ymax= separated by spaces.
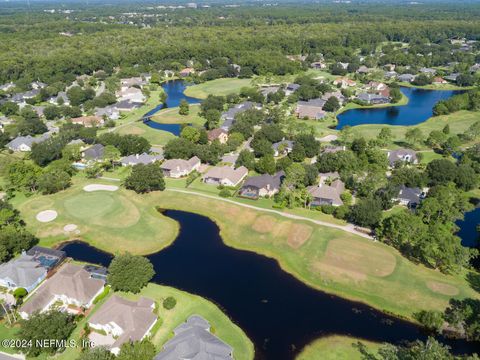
xmin=0 ymin=1 xmax=480 ymax=360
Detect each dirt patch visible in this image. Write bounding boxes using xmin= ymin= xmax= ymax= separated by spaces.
xmin=221 ymin=204 xmax=256 ymax=225
xmin=252 ymin=215 xmax=276 ymax=233
xmin=427 ymin=281 xmax=459 ymax=296
xmin=314 ymin=238 xmax=397 ymax=282
xmin=287 ymin=224 xmax=313 ymax=249
xmin=36 ymin=210 xmax=58 ymax=222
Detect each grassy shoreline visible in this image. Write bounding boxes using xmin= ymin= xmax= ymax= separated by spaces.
xmin=297 ymin=335 xmax=381 ymax=360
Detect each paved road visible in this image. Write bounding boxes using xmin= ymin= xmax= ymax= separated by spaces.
xmin=166 ymin=188 xmax=373 ymax=239
xmin=0 ymin=352 xmax=24 ymax=360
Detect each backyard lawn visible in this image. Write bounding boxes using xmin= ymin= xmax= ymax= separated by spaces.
xmin=116 ymin=121 xmax=175 ymax=146
xmin=183 ymin=78 xmax=252 ymax=99
xmin=297 ymin=335 xmax=380 ymax=360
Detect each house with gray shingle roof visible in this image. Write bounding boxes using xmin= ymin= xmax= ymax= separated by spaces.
xmin=82 ymin=144 xmax=105 ymax=162
xmin=88 ymin=295 xmax=157 ymax=355
xmin=120 ymin=153 xmax=164 ymax=167
xmin=387 ymin=149 xmax=418 ymax=167
xmin=398 ymin=74 xmax=415 ymax=83
xmin=7 ymin=133 xmax=50 ymax=152
xmin=395 ymin=185 xmax=424 ymax=208
xmin=239 ymin=171 xmax=285 ymax=199
xmin=220 ymin=101 xmax=261 ymax=130
xmin=0 ymin=254 xmax=47 ymax=293
xmin=272 ymin=140 xmax=294 ymax=157
xmin=307 ymin=178 xmax=345 ymax=207
xmin=154 ymin=315 xmax=233 ymax=360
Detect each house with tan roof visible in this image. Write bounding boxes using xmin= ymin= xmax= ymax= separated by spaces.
xmin=207 ymin=128 xmax=229 ymax=144
xmin=88 ymin=295 xmax=157 ymax=355
xmin=19 ymin=263 xmax=105 ymax=319
xmin=333 ymin=77 xmax=356 ymax=88
xmin=202 ymin=166 xmax=248 ymax=187
xmin=179 ymin=68 xmax=195 ymax=77
xmin=161 ymin=156 xmax=201 ymax=178
xmin=307 ymin=178 xmax=345 ymax=207
xmin=71 ymin=116 xmax=104 ymax=128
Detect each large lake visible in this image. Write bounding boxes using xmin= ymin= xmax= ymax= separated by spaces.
xmin=60 ymin=210 xmax=479 ymax=360
xmin=337 ymin=88 xmax=463 ymax=129
xmin=143 ymin=80 xmax=201 ymax=135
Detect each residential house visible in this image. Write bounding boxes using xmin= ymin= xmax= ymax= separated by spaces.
xmin=395 ymin=185 xmax=423 ymax=208
xmin=220 ymin=102 xmax=261 ymax=130
xmin=239 ymin=171 xmax=285 ymax=199
xmin=116 ymin=87 xmax=145 ymax=103
xmin=0 ymin=116 xmax=13 ymax=133
xmin=367 ymin=81 xmax=388 ymax=91
xmin=95 ymin=106 xmax=120 ymax=120
xmin=83 ymin=265 xmax=108 ymax=281
xmin=322 ymin=145 xmax=346 ymax=153
xmin=82 ymin=144 xmax=105 ymax=162
xmin=154 ymin=315 xmax=233 ymax=360
xmin=0 ymin=82 xmax=15 ymax=92
xmin=272 ymin=140 xmax=294 ymax=156
xmin=31 ymin=81 xmax=47 ymax=90
xmin=71 ymin=116 xmax=104 ymax=128
xmin=115 ymin=100 xmax=142 ymax=112
xmin=0 ymin=254 xmax=47 ymax=293
xmin=307 ymin=178 xmax=345 ymax=207
xmin=384 ymin=64 xmax=396 ymax=71
xmin=356 ymin=65 xmax=370 ymax=74
xmin=470 ymin=64 xmax=480 ymax=73
xmin=357 ymin=92 xmax=390 ymax=105
xmin=207 ymin=128 xmax=229 ymax=144
xmin=296 ymin=98 xmax=327 ymax=120
xmin=384 ymin=71 xmax=398 ymax=80
xmin=333 ymin=77 xmax=356 ymax=88
xmin=120 ymin=77 xmax=147 ymax=89
xmin=337 ymin=62 xmax=349 ymax=70
xmin=321 ymin=91 xmax=346 ymax=104
xmin=433 ymin=77 xmax=447 ymax=85
xmin=444 ymin=73 xmax=460 ymax=82
xmin=398 ymin=74 xmax=415 ymax=83
xmin=19 ymin=263 xmax=105 ymax=319
xmin=387 ymin=149 xmax=418 ymax=167
xmin=88 ymin=295 xmax=157 ymax=355
xmin=419 ymin=67 xmax=437 ymax=75
xmin=310 ymin=61 xmax=326 ymax=69
xmin=260 ymin=86 xmax=280 ymax=97
xmin=202 ymin=166 xmax=248 ymax=187
xmin=7 ymin=133 xmax=50 ymax=152
xmin=49 ymin=91 xmax=70 ymax=106
xmin=179 ymin=68 xmax=195 ymax=77
xmin=161 ymin=156 xmax=201 ymax=178
xmin=120 ymin=153 xmax=164 ymax=167
xmin=284 ymin=83 xmax=300 ymax=96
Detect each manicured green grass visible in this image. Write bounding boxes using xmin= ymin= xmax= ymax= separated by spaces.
xmin=399 ymin=82 xmax=474 ymax=91
xmin=55 ymin=283 xmax=253 ymax=360
xmin=150 ymin=104 xmax=205 ymax=126
xmin=184 ymin=78 xmax=252 ymax=99
xmin=0 ymin=321 xmax=20 ymax=354
xmin=302 ymin=110 xmax=480 ymax=149
xmin=149 ymin=191 xmax=479 ymax=320
xmin=116 ymin=121 xmax=175 ymax=146
xmin=297 ymin=335 xmax=380 ymax=360
xmin=13 ymin=178 xmax=178 ymax=255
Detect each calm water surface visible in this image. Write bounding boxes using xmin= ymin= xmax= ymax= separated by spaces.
xmin=337 ymin=88 xmax=463 ymax=129
xmin=60 ymin=210 xmax=479 ymax=360
xmin=143 ymin=80 xmax=201 ymax=135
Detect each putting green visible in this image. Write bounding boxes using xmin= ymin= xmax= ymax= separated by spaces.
xmin=15 ymin=181 xmax=178 ymax=255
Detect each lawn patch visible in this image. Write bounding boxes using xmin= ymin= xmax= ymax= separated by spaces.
xmin=287 ymin=223 xmax=313 ymax=249
xmin=427 ymin=281 xmax=459 ymax=296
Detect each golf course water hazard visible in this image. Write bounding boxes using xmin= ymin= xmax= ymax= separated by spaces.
xmin=337 ymin=87 xmax=463 ymax=129
xmin=143 ymin=80 xmax=201 ymax=135
xmin=60 ymin=210 xmax=479 ymax=360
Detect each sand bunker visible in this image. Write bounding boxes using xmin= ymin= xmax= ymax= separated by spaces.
xmin=83 ymin=184 xmax=119 ymax=192
xmin=36 ymin=210 xmax=58 ymax=223
xmin=63 ymin=224 xmax=78 ymax=232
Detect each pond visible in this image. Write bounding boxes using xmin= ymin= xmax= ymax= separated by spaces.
xmin=59 ymin=210 xmax=479 ymax=360
xmin=143 ymin=80 xmax=202 ymax=135
xmin=336 ymin=87 xmax=463 ymax=129
xmin=457 ymin=207 xmax=480 ymax=248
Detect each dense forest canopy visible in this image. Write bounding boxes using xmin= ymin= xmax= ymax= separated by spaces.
xmin=1 ymin=2 xmax=480 ymax=84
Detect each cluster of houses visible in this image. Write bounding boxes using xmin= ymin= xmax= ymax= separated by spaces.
xmin=0 ymin=244 xmax=233 ymax=358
